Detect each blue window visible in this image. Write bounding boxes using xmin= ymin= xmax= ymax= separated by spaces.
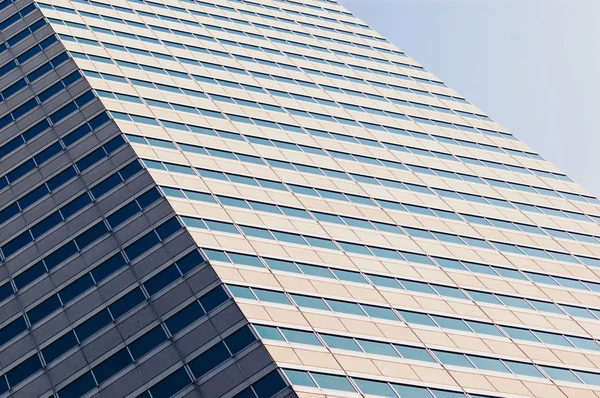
xmin=42 ymin=331 xmax=78 ymax=364
xmin=148 ymin=368 xmax=191 ymax=398
xmin=109 ymin=288 xmax=145 ymax=318
xmin=188 ymin=342 xmax=230 ymax=378
xmin=93 ymin=349 xmax=132 ymax=384
xmin=27 ymin=295 xmax=61 ymax=325
xmin=57 ymin=372 xmax=96 ymax=398
xmin=165 ymin=302 xmax=204 ymax=335
xmin=6 ymin=354 xmax=42 ymax=387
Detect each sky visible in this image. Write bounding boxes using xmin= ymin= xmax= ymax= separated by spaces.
xmin=339 ymin=0 xmax=600 ymax=196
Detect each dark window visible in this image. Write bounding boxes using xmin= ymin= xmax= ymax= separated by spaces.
xmin=155 ymin=217 xmax=181 ymax=240
xmin=252 ymin=371 xmax=287 ymax=397
xmin=0 ymin=317 xmax=26 ymax=346
xmin=165 ymin=302 xmax=204 ymax=335
xmin=107 ymin=201 xmax=140 ymax=228
xmin=108 ymin=287 xmax=145 ymax=319
xmin=60 ymin=193 xmax=92 ymax=219
xmin=46 ymin=167 xmax=76 ymax=191
xmin=176 ymin=251 xmax=204 ymax=274
xmin=2 ymin=230 xmax=32 ymax=258
xmin=129 ymin=326 xmax=167 ymax=360
xmin=75 ymin=309 xmax=112 ymax=342
xmin=75 ymin=222 xmax=108 ymax=249
xmin=144 ymin=265 xmax=180 ymax=296
xmin=34 ymin=142 xmax=62 ymax=165
xmin=22 ymin=119 xmax=50 ymax=142
xmin=148 ymin=368 xmax=191 ymax=398
xmin=125 ymin=231 xmax=159 ymax=260
xmin=57 ymin=371 xmax=96 ymax=398
xmin=6 ymin=354 xmax=42 ymax=387
xmin=44 ymin=241 xmax=77 ymax=270
xmin=188 ymin=342 xmax=230 ymax=378
xmin=91 ymin=253 xmax=126 ymax=282
xmin=199 ymin=286 xmax=229 ymax=312
xmin=93 ymin=348 xmax=132 ymax=384
xmin=42 ymin=331 xmax=78 ymax=363
xmin=0 ymin=281 xmax=13 ymax=302
xmin=27 ymin=294 xmax=61 ymax=325
xmin=59 ymin=274 xmax=94 ymax=304
xmin=30 ymin=211 xmax=62 ymax=238
xmin=224 ymin=326 xmax=256 ymax=355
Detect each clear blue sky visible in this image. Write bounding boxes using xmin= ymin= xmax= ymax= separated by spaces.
xmin=339 ymin=0 xmax=600 ymax=196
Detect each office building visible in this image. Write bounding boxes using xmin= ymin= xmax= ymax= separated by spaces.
xmin=1 ymin=0 xmax=600 ymax=397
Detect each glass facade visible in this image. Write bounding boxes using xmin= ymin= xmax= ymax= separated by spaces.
xmin=0 ymin=0 xmax=598 ymax=397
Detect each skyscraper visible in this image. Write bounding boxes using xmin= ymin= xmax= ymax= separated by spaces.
xmin=1 ymin=0 xmax=599 ymax=397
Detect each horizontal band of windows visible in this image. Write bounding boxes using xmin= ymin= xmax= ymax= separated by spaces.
xmin=113 ymin=3 xmax=420 ymax=76
xmin=0 ymin=51 xmax=70 ymax=104
xmin=256 ymin=323 xmax=573 ymax=383
xmin=146 ymin=152 xmax=599 ymax=227
xmin=109 ymin=111 xmax=569 ymax=221
xmin=166 ymin=185 xmax=600 ymax=295
xmin=0 ymin=88 xmax=95 ymax=167
xmin=0 ymin=151 xmax=137 ymax=274
xmin=228 ymin=284 xmax=600 ymax=370
xmin=139 ymin=147 xmax=600 ymax=266
xmin=69 ymin=47 xmax=510 ymax=152
xmin=185 ymin=215 xmax=599 ymax=318
xmin=0 ymin=279 xmax=227 ymax=396
xmin=182 ymin=213 xmax=600 ymax=291
xmin=94 ymin=72 xmax=571 ymax=196
xmin=0 ymin=110 xmax=108 ymax=185
xmin=118 ymin=112 xmax=568 ymax=201
xmin=63 ymin=13 xmax=464 ymax=118
xmin=0 ymin=44 xmax=76 ymax=131
xmin=146 ymin=159 xmax=600 ymax=266
xmin=99 ymin=71 xmax=546 ymax=175
xmin=62 ymin=32 xmax=491 ymax=141
xmin=0 ymin=223 xmax=196 ymax=389
xmin=53 ymin=6 xmax=410 ymax=80
xmin=53 ymin=0 xmax=402 ymax=67
xmin=162 ymin=183 xmax=600 ymax=255
xmin=56 ymin=26 xmax=510 ymax=142
xmin=283 ymin=368 xmax=492 ymax=398
xmin=66 ymin=13 xmax=461 ymax=112
xmin=10 ymin=214 xmax=179 ymax=307
xmin=203 ymin=247 xmax=600 ymax=349
xmin=23 ymin=246 xmax=203 ymax=347
xmin=127 ymin=130 xmax=576 ymax=216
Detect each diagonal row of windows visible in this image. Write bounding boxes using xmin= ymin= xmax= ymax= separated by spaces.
xmin=204 ymin=247 xmax=600 ymax=352
xmin=143 ymin=157 xmax=600 ymax=268
xmin=128 ymin=132 xmax=597 ymax=229
xmin=166 ymin=187 xmax=600 ymax=292
xmin=179 ymin=216 xmax=600 ymax=319
xmin=0 ymin=251 xmax=219 ymax=397
xmin=111 ymin=94 xmax=581 ymax=203
xmin=0 ymin=159 xmax=144 ymax=298
xmin=228 ymin=284 xmax=600 ymax=387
